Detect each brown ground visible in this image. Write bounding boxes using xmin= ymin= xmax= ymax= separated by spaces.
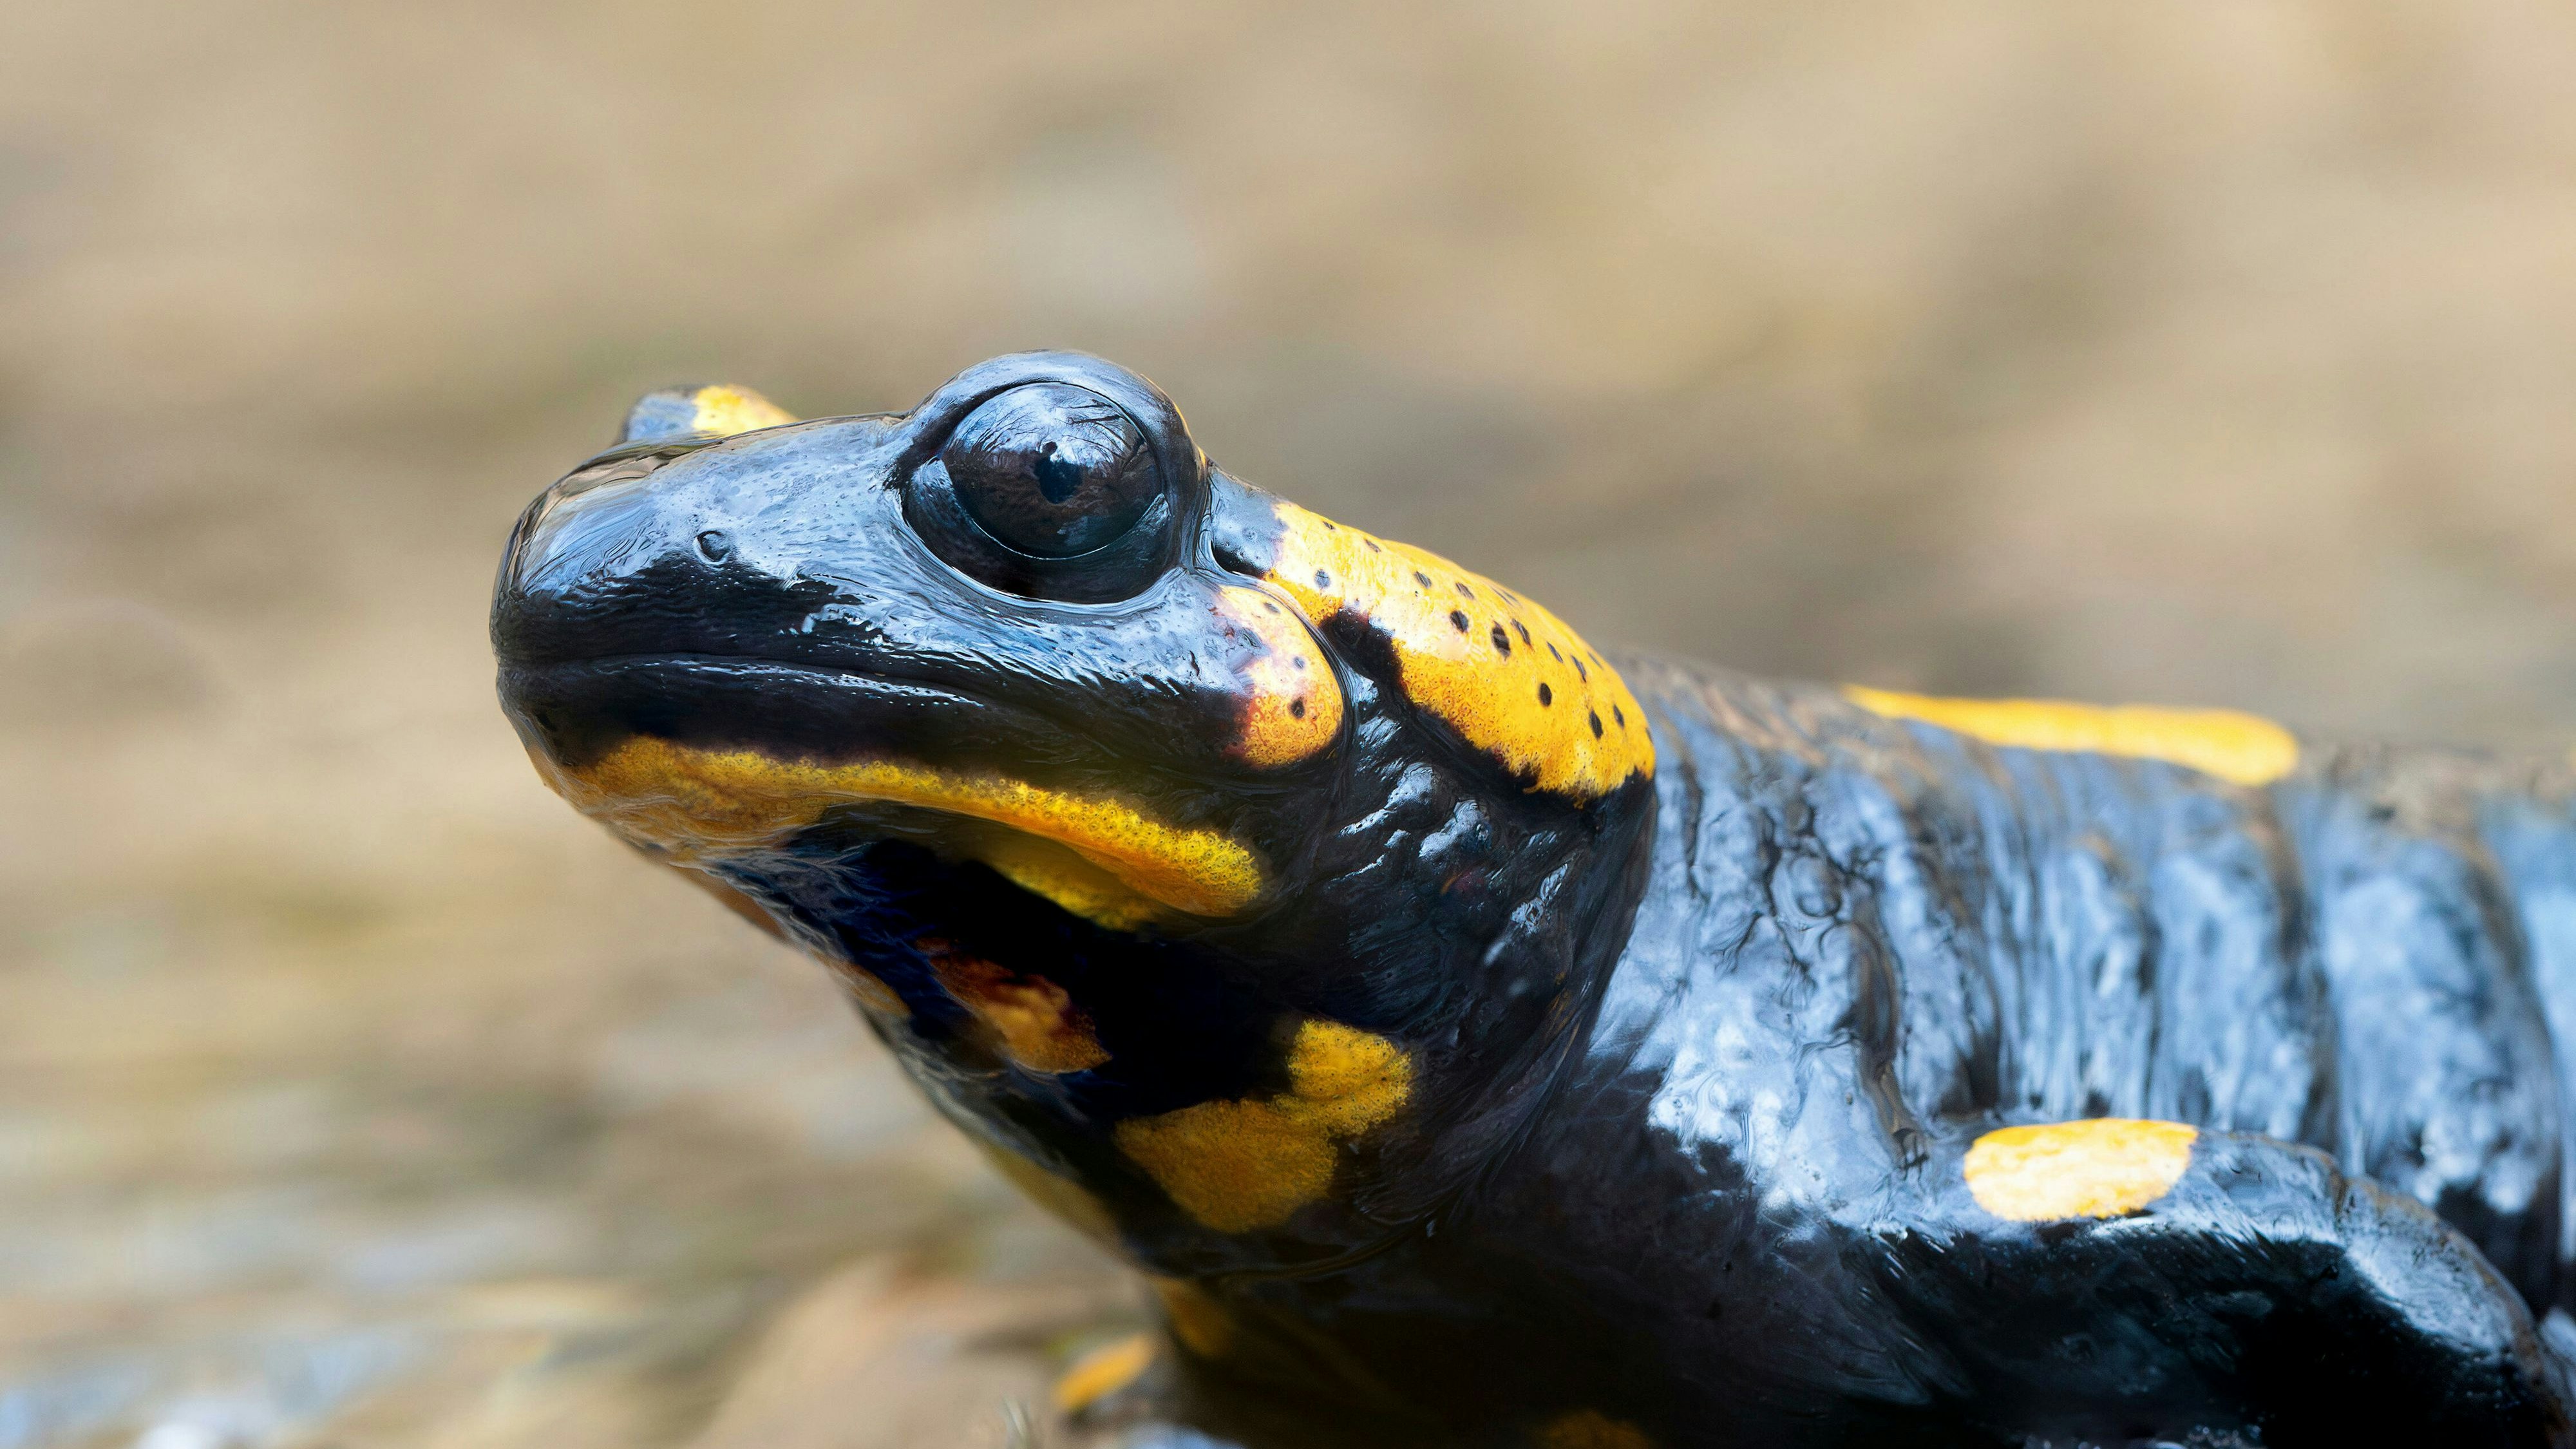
xmin=6 ymin=3 xmax=2576 ymax=1444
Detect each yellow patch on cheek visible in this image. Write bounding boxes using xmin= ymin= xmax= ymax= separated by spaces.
xmin=1257 ymin=502 xmax=1652 ymax=799
xmin=1842 ymin=687 xmax=2298 ymax=788
xmin=920 ymin=938 xmax=1109 ymax=1074
xmin=533 ymin=735 xmax=1264 ymax=918
xmin=1964 ymin=1119 xmax=2199 ymax=1221
xmin=1211 ymin=586 xmax=1344 ymax=768
xmin=688 ymin=384 xmax=796 ymax=438
xmin=1115 ymin=1019 xmax=1412 ymax=1232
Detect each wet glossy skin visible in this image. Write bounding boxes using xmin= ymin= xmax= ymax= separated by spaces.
xmin=495 ymin=354 xmax=2576 ymax=1447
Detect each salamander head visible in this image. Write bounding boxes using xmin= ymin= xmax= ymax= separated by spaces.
xmin=491 ymin=352 xmax=1655 ymax=1270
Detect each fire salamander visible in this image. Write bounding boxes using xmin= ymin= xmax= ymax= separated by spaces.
xmin=493 ymin=353 xmax=2576 ymax=1447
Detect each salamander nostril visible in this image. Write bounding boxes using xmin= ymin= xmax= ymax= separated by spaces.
xmin=696 ymin=529 xmax=734 ymax=562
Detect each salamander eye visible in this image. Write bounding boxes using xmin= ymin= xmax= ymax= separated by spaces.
xmin=902 ymin=377 xmax=1183 ymax=603
xmin=940 ymin=384 xmax=1160 ymax=558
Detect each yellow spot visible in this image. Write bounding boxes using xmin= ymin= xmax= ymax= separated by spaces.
xmin=1053 ymin=1332 xmax=1157 ymax=1416
xmin=688 ymin=384 xmax=796 ymax=439
xmin=1115 ymin=1019 xmax=1412 ymax=1232
xmin=1260 ymin=502 xmax=1652 ymax=799
xmin=1964 ymin=1119 xmax=2199 ymax=1221
xmin=1842 ymin=686 xmax=2299 ymax=788
xmin=920 ymin=938 xmax=1110 ymax=1074
xmin=1213 ymin=585 xmax=1344 ymax=768
xmin=1148 ymin=1277 xmax=1236 ymax=1359
xmin=1534 ymin=1410 xmax=1656 ymax=1449
xmin=532 ymin=735 xmax=1264 ymax=919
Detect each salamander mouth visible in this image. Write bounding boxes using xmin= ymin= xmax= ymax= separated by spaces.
xmin=498 ymin=654 xmax=1271 ymax=925
xmin=499 ymin=654 xmax=1077 ymax=774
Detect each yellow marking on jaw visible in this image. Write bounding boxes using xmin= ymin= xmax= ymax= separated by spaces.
xmin=688 ymin=384 xmax=796 ymax=439
xmin=535 ymin=735 xmax=1264 ymax=918
xmin=1535 ymin=1410 xmax=1657 ymax=1449
xmin=1213 ymin=585 xmax=1344 ymax=768
xmin=1148 ymin=1276 xmax=1236 ymax=1359
xmin=1965 ymin=1119 xmax=2198 ymax=1221
xmin=971 ymin=831 xmax=1171 ymax=931
xmin=829 ymin=963 xmax=907 ymax=1018
xmin=920 ymin=938 xmax=1110 ymax=1074
xmin=1115 ymin=1019 xmax=1412 ymax=1232
xmin=666 ymin=860 xmax=793 ymax=943
xmin=656 ymin=859 xmax=909 ymax=1014
xmin=1260 ymin=502 xmax=1652 ymax=799
xmin=1054 ymin=1332 xmax=1157 ymax=1416
xmin=1843 ymin=686 xmax=2299 ymax=788
xmin=979 ymin=1142 xmax=1122 ymax=1246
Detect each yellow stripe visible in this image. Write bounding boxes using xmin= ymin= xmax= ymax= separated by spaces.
xmin=533 ymin=735 xmax=1263 ymax=918
xmin=1842 ymin=686 xmax=2298 ymax=787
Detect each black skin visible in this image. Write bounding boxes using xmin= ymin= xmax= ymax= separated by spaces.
xmin=493 ymin=352 xmax=2576 ymax=1447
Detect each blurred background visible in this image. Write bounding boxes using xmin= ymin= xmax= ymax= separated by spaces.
xmin=6 ymin=1 xmax=2576 ymax=1444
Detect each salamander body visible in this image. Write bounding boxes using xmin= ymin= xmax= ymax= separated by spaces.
xmin=493 ymin=353 xmax=2576 ymax=1446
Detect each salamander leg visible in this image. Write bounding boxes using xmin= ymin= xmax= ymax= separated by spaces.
xmin=1863 ymin=1122 xmax=2573 ymax=1447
